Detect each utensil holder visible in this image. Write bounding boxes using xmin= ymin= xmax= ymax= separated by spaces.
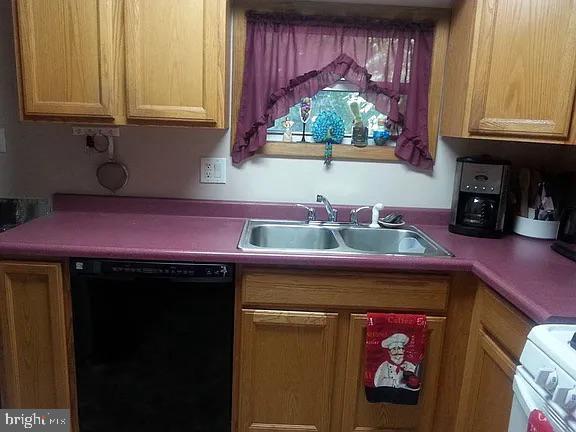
xmin=513 ymin=216 xmax=560 ymax=240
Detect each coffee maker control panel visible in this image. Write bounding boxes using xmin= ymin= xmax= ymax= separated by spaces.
xmin=459 ymin=163 xmax=504 ymax=195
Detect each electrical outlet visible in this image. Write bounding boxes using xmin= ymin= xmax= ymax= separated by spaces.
xmin=200 ymin=158 xmax=227 ymax=184
xmin=72 ymin=126 xmax=120 ymax=137
xmin=0 ymin=128 xmax=6 ymax=153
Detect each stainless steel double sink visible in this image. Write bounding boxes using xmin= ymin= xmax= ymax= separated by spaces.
xmin=238 ymin=219 xmax=454 ymax=257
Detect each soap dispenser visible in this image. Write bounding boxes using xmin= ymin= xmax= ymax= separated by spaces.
xmin=369 ymin=203 xmax=384 ymax=228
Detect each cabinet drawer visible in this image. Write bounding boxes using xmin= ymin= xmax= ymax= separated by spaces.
xmin=242 ymin=269 xmax=450 ymax=313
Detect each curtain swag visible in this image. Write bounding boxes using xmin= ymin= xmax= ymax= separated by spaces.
xmin=232 ymin=11 xmax=435 ymax=169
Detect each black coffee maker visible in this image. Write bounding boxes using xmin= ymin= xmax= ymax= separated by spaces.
xmin=449 ymin=156 xmax=511 ymax=238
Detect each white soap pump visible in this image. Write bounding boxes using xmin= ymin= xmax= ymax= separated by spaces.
xmin=369 ymin=203 xmax=384 ymax=228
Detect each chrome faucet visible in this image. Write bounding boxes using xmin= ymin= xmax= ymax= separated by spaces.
xmin=316 ymin=195 xmax=338 ymax=222
xmin=296 ymin=204 xmax=317 ymax=223
xmin=349 ymin=206 xmax=370 ymax=225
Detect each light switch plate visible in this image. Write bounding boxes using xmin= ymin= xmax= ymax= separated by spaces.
xmin=200 ymin=158 xmax=227 ymax=184
xmin=0 ymin=128 xmax=6 ymax=153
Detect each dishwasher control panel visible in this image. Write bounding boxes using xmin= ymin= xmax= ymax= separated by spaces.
xmin=71 ymin=259 xmax=233 ymax=281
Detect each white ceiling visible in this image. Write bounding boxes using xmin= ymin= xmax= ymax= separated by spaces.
xmin=276 ymin=0 xmax=454 ymax=7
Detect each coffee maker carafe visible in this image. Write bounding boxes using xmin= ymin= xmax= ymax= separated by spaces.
xmin=449 ymin=156 xmax=511 ymax=238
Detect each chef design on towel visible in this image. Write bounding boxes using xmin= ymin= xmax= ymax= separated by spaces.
xmin=364 ymin=313 xmax=427 ymax=405
xmin=374 ymin=333 xmax=417 ymax=389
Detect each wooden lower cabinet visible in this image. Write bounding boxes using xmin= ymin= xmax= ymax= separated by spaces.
xmin=237 ymin=309 xmax=447 ymax=432
xmin=341 ymin=315 xmax=446 ymax=432
xmin=238 ymin=309 xmax=339 ymax=432
xmin=0 ymin=262 xmax=72 ymax=408
xmin=460 ymin=329 xmax=516 ymax=432
xmin=454 ymin=285 xmax=533 ymax=432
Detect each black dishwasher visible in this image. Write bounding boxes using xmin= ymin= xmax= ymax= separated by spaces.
xmin=70 ymin=259 xmax=235 ymax=432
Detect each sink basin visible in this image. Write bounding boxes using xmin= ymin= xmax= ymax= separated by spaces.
xmin=248 ymin=224 xmax=339 ymax=250
xmin=238 ymin=220 xmax=454 ymax=257
xmin=339 ymin=227 xmax=446 ymax=256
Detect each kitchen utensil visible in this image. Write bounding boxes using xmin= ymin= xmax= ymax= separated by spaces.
xmin=97 ymin=136 xmax=128 ymax=193
xmin=535 ymin=182 xmax=556 ymax=221
xmin=518 ymin=168 xmax=530 ymax=217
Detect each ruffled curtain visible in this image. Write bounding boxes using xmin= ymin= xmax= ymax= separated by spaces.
xmin=232 ymin=12 xmax=435 ymax=169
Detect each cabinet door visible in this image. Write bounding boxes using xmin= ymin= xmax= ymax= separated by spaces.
xmin=14 ymin=0 xmax=118 ymax=118
xmin=340 ymin=315 xmax=446 ymax=432
xmin=469 ymin=0 xmax=576 ymax=138
xmin=0 ymin=262 xmax=72 ymax=408
xmin=124 ymin=0 xmax=227 ymax=126
xmin=456 ymin=329 xmax=516 ymax=432
xmin=238 ymin=309 xmax=338 ymax=432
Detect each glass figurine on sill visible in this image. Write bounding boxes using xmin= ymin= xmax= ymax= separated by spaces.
xmin=349 ymin=101 xmax=368 ymax=147
xmin=300 ymin=97 xmax=312 ymax=142
xmin=281 ymin=117 xmax=295 ymax=142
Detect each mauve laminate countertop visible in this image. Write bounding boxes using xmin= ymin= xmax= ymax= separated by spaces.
xmin=0 ymin=195 xmax=574 ymax=324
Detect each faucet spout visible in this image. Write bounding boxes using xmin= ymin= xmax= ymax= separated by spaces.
xmin=316 ymin=195 xmax=338 ymax=222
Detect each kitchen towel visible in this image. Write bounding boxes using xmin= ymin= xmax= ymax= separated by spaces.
xmin=527 ymin=410 xmax=554 ymax=432
xmin=364 ymin=313 xmax=427 ymax=405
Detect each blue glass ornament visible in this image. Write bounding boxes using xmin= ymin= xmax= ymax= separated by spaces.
xmin=373 ymin=129 xmax=391 ymax=146
xmin=312 ymin=111 xmax=345 ymax=144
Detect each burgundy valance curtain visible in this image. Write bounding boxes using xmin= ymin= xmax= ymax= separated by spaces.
xmin=232 ymin=12 xmax=435 ymax=169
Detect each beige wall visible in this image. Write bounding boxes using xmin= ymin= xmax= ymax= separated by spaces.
xmin=1 ymin=1 xmax=575 ymax=208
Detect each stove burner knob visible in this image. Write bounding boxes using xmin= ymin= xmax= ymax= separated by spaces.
xmin=544 ymin=370 xmax=559 ymax=394
xmin=536 ymin=368 xmax=555 ymax=386
xmin=564 ymin=388 xmax=576 ymax=414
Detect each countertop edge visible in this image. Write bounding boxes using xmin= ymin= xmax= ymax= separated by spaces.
xmin=0 ymin=239 xmax=558 ymax=324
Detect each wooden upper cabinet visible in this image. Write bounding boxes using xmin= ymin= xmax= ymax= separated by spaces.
xmin=469 ymin=0 xmax=576 ymax=138
xmin=14 ymin=0 xmax=119 ymax=119
xmin=124 ymin=0 xmax=228 ymax=126
xmin=13 ymin=0 xmax=228 ymax=127
xmin=441 ymin=0 xmax=576 ymax=143
xmin=0 ymin=262 xmax=73 ymax=409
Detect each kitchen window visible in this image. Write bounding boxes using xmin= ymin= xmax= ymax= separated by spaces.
xmin=266 ymin=80 xmax=400 ymax=146
xmin=231 ymin=10 xmax=449 ymax=168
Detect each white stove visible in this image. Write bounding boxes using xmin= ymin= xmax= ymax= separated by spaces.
xmin=509 ymin=325 xmax=576 ymax=432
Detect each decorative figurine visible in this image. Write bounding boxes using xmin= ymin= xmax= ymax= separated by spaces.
xmin=311 ymin=111 xmax=345 ymax=166
xmin=281 ymin=117 xmax=295 ymax=142
xmin=299 ymin=97 xmax=312 ymax=142
xmin=385 ymin=116 xmax=402 ymax=140
xmin=349 ymin=101 xmax=368 ymax=147
xmin=373 ymin=115 xmax=391 ymax=146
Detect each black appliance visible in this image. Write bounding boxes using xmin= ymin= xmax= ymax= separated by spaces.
xmin=551 ymin=206 xmax=576 ymax=262
xmin=551 ymin=172 xmax=576 ymax=262
xmin=558 ymin=206 xmax=576 ymax=243
xmin=0 ymin=198 xmax=51 ymax=232
xmin=70 ymin=259 xmax=235 ymax=432
xmin=449 ymin=156 xmax=511 ymax=238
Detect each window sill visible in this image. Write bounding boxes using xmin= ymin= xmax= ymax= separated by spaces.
xmin=259 ymin=142 xmax=399 ymax=161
